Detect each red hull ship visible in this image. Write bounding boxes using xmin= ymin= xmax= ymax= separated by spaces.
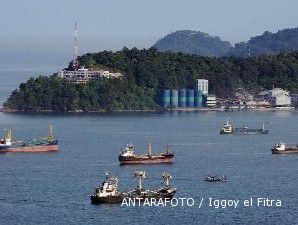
xmin=119 ymin=142 xmax=174 ymax=165
xmin=0 ymin=126 xmax=59 ymax=153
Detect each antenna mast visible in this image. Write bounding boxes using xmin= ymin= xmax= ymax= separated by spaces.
xmin=72 ymin=21 xmax=79 ymax=70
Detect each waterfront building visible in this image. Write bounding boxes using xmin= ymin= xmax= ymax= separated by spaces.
xmin=197 ymin=79 xmax=208 ymax=95
xmin=257 ymin=88 xmax=291 ymax=106
xmin=58 ymin=66 xmax=123 ymax=84
xmin=206 ymin=94 xmax=217 ymax=107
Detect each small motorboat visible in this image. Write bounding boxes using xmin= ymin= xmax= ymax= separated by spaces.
xmin=204 ymin=176 xmax=227 ymax=182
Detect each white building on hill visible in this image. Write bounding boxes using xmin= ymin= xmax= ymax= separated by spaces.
xmin=58 ymin=66 xmax=123 ymax=84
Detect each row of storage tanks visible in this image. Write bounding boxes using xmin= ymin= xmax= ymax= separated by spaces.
xmin=162 ymin=89 xmax=203 ymax=108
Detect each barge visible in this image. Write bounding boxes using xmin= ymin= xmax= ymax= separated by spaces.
xmin=0 ymin=125 xmax=58 ymax=153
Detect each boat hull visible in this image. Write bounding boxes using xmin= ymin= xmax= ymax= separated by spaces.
xmin=220 ymin=129 xmax=269 ymax=135
xmin=119 ymin=154 xmax=174 ymax=165
xmin=271 ymin=148 xmax=298 ymax=154
xmin=90 ymin=195 xmax=125 ymax=204
xmin=90 ymin=192 xmax=175 ymax=204
xmin=0 ymin=141 xmax=59 ymax=153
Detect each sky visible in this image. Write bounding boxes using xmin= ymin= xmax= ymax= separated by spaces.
xmin=0 ymin=0 xmax=298 ymax=67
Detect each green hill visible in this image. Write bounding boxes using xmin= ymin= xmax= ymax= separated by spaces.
xmin=231 ymin=28 xmax=298 ymax=57
xmin=153 ymin=30 xmax=232 ymax=57
xmin=153 ymin=28 xmax=298 ymax=57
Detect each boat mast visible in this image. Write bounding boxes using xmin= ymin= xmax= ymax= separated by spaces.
xmin=148 ymin=142 xmax=152 ymax=156
xmin=165 ymin=142 xmax=170 ymax=154
xmin=226 ymin=117 xmax=230 ymax=125
xmin=4 ymin=128 xmax=12 ymax=140
xmin=162 ymin=173 xmax=172 ymax=187
xmin=48 ymin=125 xmax=54 ymax=141
xmin=135 ymin=171 xmax=146 ymax=190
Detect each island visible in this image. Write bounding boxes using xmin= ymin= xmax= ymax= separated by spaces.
xmin=2 ymin=48 xmax=298 ymax=112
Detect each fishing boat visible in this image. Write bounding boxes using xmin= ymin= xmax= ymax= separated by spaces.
xmin=118 ymin=142 xmax=174 ymax=165
xmin=90 ymin=171 xmax=176 ymax=204
xmin=271 ymin=142 xmax=298 ymax=154
xmin=0 ymin=125 xmax=58 ymax=153
xmin=219 ymin=120 xmax=234 ymax=134
xmin=204 ymin=175 xmax=227 ymax=182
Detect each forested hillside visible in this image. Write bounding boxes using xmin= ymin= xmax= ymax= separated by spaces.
xmin=153 ymin=30 xmax=232 ymax=57
xmin=3 ymin=48 xmax=298 ymax=112
xmin=153 ymin=28 xmax=298 ymax=57
xmin=231 ymin=28 xmax=298 ymax=57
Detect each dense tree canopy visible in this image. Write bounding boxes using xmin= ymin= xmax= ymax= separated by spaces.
xmin=3 ymin=48 xmax=298 ymax=112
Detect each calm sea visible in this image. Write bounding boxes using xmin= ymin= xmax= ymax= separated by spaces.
xmin=0 ymin=68 xmax=297 ymax=225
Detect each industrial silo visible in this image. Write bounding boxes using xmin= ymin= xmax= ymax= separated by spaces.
xmin=195 ymin=90 xmax=203 ymax=107
xmin=163 ymin=90 xmax=171 ymax=107
xmin=178 ymin=89 xmax=187 ymax=108
xmin=171 ymin=90 xmax=179 ymax=108
xmin=187 ymin=90 xmax=194 ymax=107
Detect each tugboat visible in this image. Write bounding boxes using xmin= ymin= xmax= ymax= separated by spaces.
xmin=219 ymin=120 xmax=234 ymax=134
xmin=271 ymin=142 xmax=298 ymax=154
xmin=118 ymin=142 xmax=174 ymax=165
xmin=220 ymin=120 xmax=269 ymax=135
xmin=204 ymin=175 xmax=227 ymax=182
xmin=0 ymin=125 xmax=58 ymax=153
xmin=90 ymin=171 xmax=176 ymax=204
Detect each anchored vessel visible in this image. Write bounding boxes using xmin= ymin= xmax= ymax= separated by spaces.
xmin=271 ymin=142 xmax=298 ymax=154
xmin=118 ymin=142 xmax=174 ymax=165
xmin=204 ymin=175 xmax=227 ymax=182
xmin=220 ymin=120 xmax=269 ymax=135
xmin=90 ymin=172 xmax=126 ymax=204
xmin=90 ymin=171 xmax=176 ymax=204
xmin=0 ymin=126 xmax=58 ymax=153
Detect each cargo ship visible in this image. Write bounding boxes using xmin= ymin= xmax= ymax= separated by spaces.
xmin=271 ymin=142 xmax=298 ymax=154
xmin=220 ymin=120 xmax=269 ymax=135
xmin=90 ymin=171 xmax=176 ymax=204
xmin=0 ymin=125 xmax=58 ymax=153
xmin=118 ymin=142 xmax=174 ymax=165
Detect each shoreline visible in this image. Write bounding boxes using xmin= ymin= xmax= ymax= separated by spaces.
xmin=0 ymin=107 xmax=296 ymax=113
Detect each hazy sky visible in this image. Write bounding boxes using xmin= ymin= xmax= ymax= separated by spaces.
xmin=0 ymin=0 xmax=298 ymax=66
